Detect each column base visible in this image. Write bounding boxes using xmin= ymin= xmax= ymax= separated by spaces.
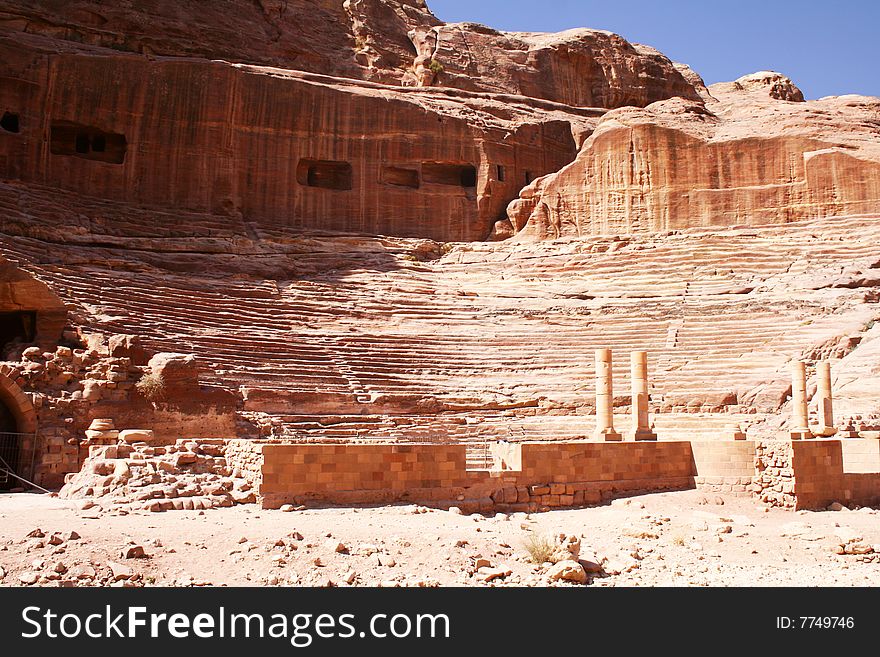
xmin=814 ymin=426 xmax=838 ymax=438
xmin=631 ymin=430 xmax=657 ymax=441
xmin=594 ymin=429 xmax=622 ymax=442
xmin=789 ymin=430 xmax=814 ymax=440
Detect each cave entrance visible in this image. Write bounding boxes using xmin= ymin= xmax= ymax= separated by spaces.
xmin=296 ymin=159 xmax=353 ymax=190
xmin=421 ymin=162 xmax=477 ymax=188
xmin=381 ymin=165 xmax=420 ymax=189
xmin=0 ymin=311 xmax=35 ymax=356
xmin=0 ymin=400 xmax=21 ymax=490
xmin=0 ymin=112 xmax=19 ymax=134
xmin=49 ymin=121 xmax=127 ymax=164
xmin=0 ymin=373 xmax=37 ymax=491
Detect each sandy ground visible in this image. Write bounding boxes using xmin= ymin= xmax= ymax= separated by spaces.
xmin=1 ymin=490 xmax=879 ymax=587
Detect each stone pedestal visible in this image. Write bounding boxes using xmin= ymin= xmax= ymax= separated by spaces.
xmin=729 ymin=423 xmax=747 ymax=440
xmin=630 ymin=351 xmax=657 ymax=441
xmin=814 ymin=360 xmax=837 ymax=437
xmin=789 ymin=360 xmax=813 ymax=440
xmin=84 ymin=418 xmax=119 ymax=445
xmin=593 ymin=348 xmax=621 ymax=441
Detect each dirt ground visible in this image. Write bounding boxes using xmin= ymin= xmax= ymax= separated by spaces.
xmin=1 ymin=490 xmax=879 ymax=587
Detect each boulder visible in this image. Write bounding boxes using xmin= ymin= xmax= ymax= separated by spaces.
xmin=119 ymin=429 xmax=155 ymax=444
xmin=146 ymin=353 xmax=201 ymax=396
xmin=546 ymin=560 xmax=588 ymax=584
xmin=548 ymin=534 xmax=581 ymax=563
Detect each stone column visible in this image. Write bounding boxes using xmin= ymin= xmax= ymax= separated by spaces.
xmin=594 ymin=348 xmax=621 ymax=441
xmin=630 ymin=351 xmax=657 ymax=441
xmin=789 ymin=360 xmax=813 ymax=440
xmin=815 ymin=361 xmax=837 ymax=437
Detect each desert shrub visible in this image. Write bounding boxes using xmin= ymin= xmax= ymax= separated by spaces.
xmin=136 ymin=372 xmax=165 ymax=401
xmin=428 ymin=59 xmax=444 ymax=75
xmin=523 ymin=533 xmax=556 ymax=564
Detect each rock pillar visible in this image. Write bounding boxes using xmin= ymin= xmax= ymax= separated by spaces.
xmin=630 ymin=351 xmax=657 ymax=441
xmin=594 ymin=349 xmax=621 ymax=441
xmin=815 ymin=361 xmax=837 ymax=437
xmin=789 ymin=360 xmax=813 ymax=440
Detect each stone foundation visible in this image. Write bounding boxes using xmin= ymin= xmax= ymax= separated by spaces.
xmin=227 ymin=440 xmax=698 ymax=511
xmin=753 ymin=439 xmax=880 ymax=509
xmin=691 ymin=440 xmax=757 ymax=495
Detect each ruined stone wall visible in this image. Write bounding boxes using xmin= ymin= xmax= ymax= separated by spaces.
xmin=754 ymin=439 xmax=880 ymax=510
xmin=224 ymin=440 xmax=264 ymax=492
xmin=689 ymin=440 xmax=755 ymax=495
xmin=0 ymin=335 xmax=236 ymax=488
xmin=0 ymin=38 xmax=579 ymax=242
xmin=253 ymin=440 xmax=697 ymax=511
xmin=753 ymin=440 xmax=797 ymax=507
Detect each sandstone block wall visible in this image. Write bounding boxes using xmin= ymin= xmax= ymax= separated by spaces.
xmin=257 ymin=443 xmax=472 ymax=508
xmin=249 ymin=440 xmax=697 ymax=511
xmin=790 ymin=440 xmax=880 ymax=510
xmin=689 ymin=440 xmax=756 ymax=494
xmin=755 ymin=439 xmax=880 ymax=509
xmin=840 ymin=439 xmax=880 ymax=473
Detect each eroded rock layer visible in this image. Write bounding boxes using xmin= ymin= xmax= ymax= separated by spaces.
xmin=0 ymin=0 xmax=879 ymax=493
xmin=0 ymin=0 xmax=698 ymax=107
xmin=2 ymin=184 xmax=879 ymax=484
xmin=0 ymin=31 xmax=593 ymax=242
xmin=509 ymin=76 xmax=880 ymax=238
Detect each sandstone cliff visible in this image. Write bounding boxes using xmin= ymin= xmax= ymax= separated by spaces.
xmin=2 ymin=1 xmax=880 ymax=491
xmin=0 ymin=0 xmax=698 ymax=108
xmin=508 ymin=73 xmax=880 ymax=239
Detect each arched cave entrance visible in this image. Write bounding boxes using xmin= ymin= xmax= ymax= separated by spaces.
xmin=0 ymin=373 xmax=37 ymax=491
xmin=0 ymin=398 xmax=20 ymax=490
xmin=0 ymin=310 xmax=36 ymax=358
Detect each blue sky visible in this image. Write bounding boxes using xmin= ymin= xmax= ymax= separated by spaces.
xmin=427 ymin=0 xmax=879 ymax=100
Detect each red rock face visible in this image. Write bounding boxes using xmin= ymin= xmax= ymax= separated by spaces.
xmin=0 ymin=0 xmax=698 ymax=107
xmin=2 ymin=0 xmax=880 ymax=492
xmin=409 ymin=26 xmax=699 ymax=107
xmin=0 ymin=34 xmax=586 ymax=241
xmin=0 ymin=0 xmax=703 ymax=241
xmin=509 ymin=83 xmax=880 ymax=239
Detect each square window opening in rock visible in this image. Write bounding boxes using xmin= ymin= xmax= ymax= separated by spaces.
xmin=296 ymin=159 xmax=353 ymax=190
xmin=422 ymin=162 xmax=477 ymax=188
xmin=50 ymin=121 xmax=127 ymax=164
xmin=0 ymin=112 xmax=20 ymax=134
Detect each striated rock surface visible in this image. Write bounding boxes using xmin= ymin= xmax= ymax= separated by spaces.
xmin=0 ymin=0 xmax=698 ymax=108
xmin=508 ymin=75 xmax=880 ymax=239
xmin=406 ymin=24 xmax=699 ymax=106
xmin=1 ymin=0 xmax=880 ymax=491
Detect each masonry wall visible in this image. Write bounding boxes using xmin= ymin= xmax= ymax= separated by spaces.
xmin=840 ymin=439 xmax=880 ymax=473
xmin=790 ymin=440 xmax=880 ymax=510
xmin=690 ymin=440 xmax=756 ymax=495
xmin=251 ymin=440 xmax=697 ymax=511
xmin=753 ymin=439 xmax=880 ymax=510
